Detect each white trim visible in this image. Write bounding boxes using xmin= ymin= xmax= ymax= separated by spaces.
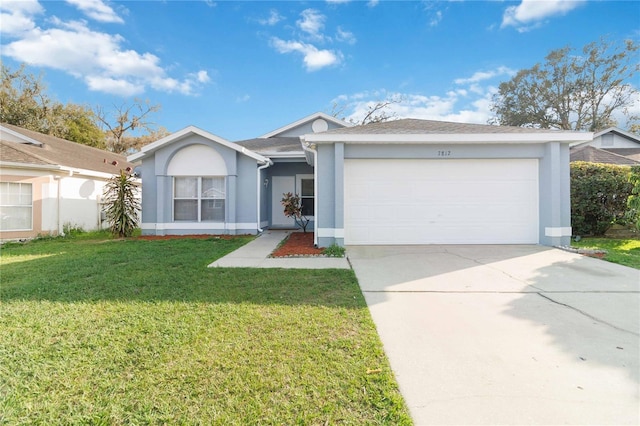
xmin=0 ymin=162 xmax=116 ymax=179
xmin=317 ymin=228 xmax=344 ymax=238
xmin=256 ymin=151 xmax=306 ymax=158
xmin=593 ymin=127 xmax=640 ymax=144
xmin=128 ymin=125 xmax=270 ymax=164
xmin=545 ymin=227 xmax=572 ymax=237
xmin=58 ymin=166 xmax=114 ymax=180
xmin=142 ymin=222 xmax=258 ymax=230
xmin=303 ymin=132 xmax=592 ymax=145
xmin=257 ymin=160 xmax=273 ymax=232
xmin=259 ymin=112 xmax=350 ymax=138
xmin=296 ymin=174 xmax=315 ymax=220
xmin=0 ymin=125 xmax=43 ymax=146
xmin=0 ymin=181 xmax=33 ymax=231
xmin=0 ymin=161 xmax=59 ymax=171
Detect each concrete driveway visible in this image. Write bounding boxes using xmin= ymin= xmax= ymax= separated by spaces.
xmin=348 ymin=245 xmax=640 ymax=425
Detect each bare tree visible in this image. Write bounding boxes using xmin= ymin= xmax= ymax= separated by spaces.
xmin=358 ymin=95 xmax=403 ymax=125
xmin=95 ymin=99 xmax=161 ymax=154
xmin=331 ymin=95 xmax=403 ymax=125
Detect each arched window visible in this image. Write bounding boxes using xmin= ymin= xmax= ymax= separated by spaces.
xmin=167 ymin=145 xmax=227 ymax=222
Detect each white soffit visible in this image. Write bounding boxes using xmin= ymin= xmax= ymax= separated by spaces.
xmin=303 ymin=132 xmax=592 ymax=144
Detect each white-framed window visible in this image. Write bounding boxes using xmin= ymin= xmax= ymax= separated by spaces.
xmin=0 ymin=182 xmax=33 ymax=231
xmin=296 ymin=174 xmax=314 ymax=218
xmin=173 ymin=177 xmax=225 ymax=222
xmin=601 ymin=134 xmax=614 ymax=147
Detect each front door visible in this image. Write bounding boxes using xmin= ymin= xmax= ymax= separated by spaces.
xmin=271 ymin=176 xmax=295 ymax=227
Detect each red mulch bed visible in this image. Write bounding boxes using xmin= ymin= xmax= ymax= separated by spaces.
xmin=136 ymin=232 xmax=323 ymax=258
xmin=271 ymin=232 xmax=324 ymax=257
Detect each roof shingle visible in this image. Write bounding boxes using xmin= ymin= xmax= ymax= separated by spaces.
xmin=570 ymin=145 xmax=640 ymax=165
xmin=320 ymin=118 xmax=568 ymax=135
xmin=1 ymin=123 xmax=136 ymax=174
xmin=234 ymin=137 xmax=303 ymax=155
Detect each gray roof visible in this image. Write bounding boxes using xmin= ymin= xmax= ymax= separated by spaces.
xmin=603 ymin=148 xmax=640 ymax=162
xmin=320 ymin=118 xmax=569 ymax=135
xmin=234 ymin=137 xmax=303 ymax=155
xmin=570 ymin=145 xmax=640 ymax=165
xmin=1 ymin=123 xmax=136 ymax=174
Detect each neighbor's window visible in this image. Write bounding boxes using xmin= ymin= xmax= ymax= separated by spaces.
xmin=300 ymin=178 xmax=314 ymax=217
xmin=0 ymin=182 xmax=33 ymax=231
xmin=601 ymin=134 xmax=614 ymax=147
xmin=173 ymin=177 xmax=225 ymax=222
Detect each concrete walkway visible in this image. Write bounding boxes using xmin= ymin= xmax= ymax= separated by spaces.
xmin=208 ymin=230 xmax=350 ymax=269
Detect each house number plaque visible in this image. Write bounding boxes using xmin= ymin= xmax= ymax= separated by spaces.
xmin=437 ymin=150 xmax=452 ymax=157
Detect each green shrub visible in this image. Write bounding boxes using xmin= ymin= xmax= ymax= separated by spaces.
xmin=62 ymin=222 xmax=85 ymax=237
xmin=570 ymin=162 xmax=634 ymax=236
xmin=626 ymin=166 xmax=640 ymax=231
xmin=323 ymin=243 xmax=346 ymax=257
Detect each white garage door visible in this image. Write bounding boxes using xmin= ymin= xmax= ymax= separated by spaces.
xmin=344 ymin=159 xmax=539 ymax=245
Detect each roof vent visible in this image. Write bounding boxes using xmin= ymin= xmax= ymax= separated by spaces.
xmin=112 ymin=160 xmax=118 ymax=166
xmin=312 ymin=118 xmax=329 ymax=133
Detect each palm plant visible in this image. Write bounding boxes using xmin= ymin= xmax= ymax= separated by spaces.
xmin=103 ymin=170 xmax=140 ymax=237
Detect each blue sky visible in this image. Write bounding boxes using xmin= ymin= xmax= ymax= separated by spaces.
xmin=1 ymin=0 xmax=639 ymax=141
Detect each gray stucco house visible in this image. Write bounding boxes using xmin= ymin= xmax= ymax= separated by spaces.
xmin=571 ymin=127 xmax=640 ymax=164
xmin=128 ymin=112 xmax=591 ymax=247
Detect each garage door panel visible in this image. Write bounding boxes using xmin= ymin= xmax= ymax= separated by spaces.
xmin=344 ymin=159 xmax=539 ymax=245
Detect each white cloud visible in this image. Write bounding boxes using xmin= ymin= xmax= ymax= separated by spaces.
xmin=3 ymin=17 xmax=210 ymax=96
xmin=258 ymin=9 xmax=284 ymax=26
xmin=339 ymin=90 xmax=496 ymax=125
xmin=297 ymin=9 xmax=326 ymax=41
xmin=268 ymin=8 xmax=351 ymax=71
xmin=422 ymin=1 xmax=447 ymax=28
xmin=367 ymin=0 xmax=379 ymax=7
xmin=86 ymin=75 xmax=143 ymax=96
xmin=429 ymin=10 xmax=442 ymax=27
xmin=194 ymin=70 xmax=210 ymax=83
xmin=501 ymin=0 xmax=584 ymax=32
xmin=336 ymin=26 xmax=356 ymax=45
xmin=332 ymin=66 xmax=513 ymax=125
xmin=0 ymin=0 xmax=43 ymax=36
xmin=65 ymin=0 xmax=124 ymax=24
xmin=454 ymin=66 xmax=515 ymax=85
xmin=236 ymin=94 xmax=250 ymax=103
xmin=271 ymin=37 xmax=342 ymax=71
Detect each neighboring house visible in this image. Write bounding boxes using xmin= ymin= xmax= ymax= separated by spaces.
xmin=0 ymin=123 xmax=136 ymax=241
xmin=130 ymin=113 xmax=591 ymax=247
xmin=570 ymin=145 xmax=640 ymax=165
xmin=571 ymin=127 xmax=640 ymax=163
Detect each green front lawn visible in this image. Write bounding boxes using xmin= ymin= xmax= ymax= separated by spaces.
xmin=572 ymin=238 xmax=640 ymax=269
xmin=0 ymin=236 xmax=411 ymax=425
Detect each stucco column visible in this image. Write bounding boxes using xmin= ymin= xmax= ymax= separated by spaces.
xmin=334 ymin=143 xmax=345 ymax=246
xmin=540 ymin=142 xmax=571 ymax=246
xmin=226 ymin=174 xmax=237 ymax=234
xmin=156 ymin=175 xmax=168 ymax=236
